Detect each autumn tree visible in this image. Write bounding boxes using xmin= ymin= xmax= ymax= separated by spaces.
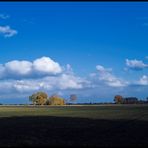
xmin=48 ymin=94 xmax=65 ymax=105
xmin=29 ymin=93 xmax=37 ymax=105
xmin=114 ymin=95 xmax=124 ymax=104
xmin=29 ymin=91 xmax=48 ymax=105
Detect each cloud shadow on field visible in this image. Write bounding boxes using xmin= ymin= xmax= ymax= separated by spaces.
xmin=0 ymin=116 xmax=147 ymax=147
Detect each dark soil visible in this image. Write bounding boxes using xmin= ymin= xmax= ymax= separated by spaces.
xmin=0 ymin=116 xmax=147 ymax=147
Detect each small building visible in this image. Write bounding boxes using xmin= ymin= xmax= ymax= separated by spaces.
xmin=123 ymin=97 xmax=138 ymax=104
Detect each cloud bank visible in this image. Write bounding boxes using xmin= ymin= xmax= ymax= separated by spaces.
xmin=0 ymin=57 xmax=91 ymax=99
xmin=0 ymin=56 xmax=147 ymax=101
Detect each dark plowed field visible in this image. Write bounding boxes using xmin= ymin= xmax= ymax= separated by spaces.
xmin=0 ymin=105 xmax=147 ymax=147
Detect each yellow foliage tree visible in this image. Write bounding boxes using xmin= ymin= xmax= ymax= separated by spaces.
xmin=49 ymin=94 xmax=65 ymax=105
xmin=29 ymin=91 xmax=48 ymax=105
xmin=36 ymin=95 xmax=47 ymax=105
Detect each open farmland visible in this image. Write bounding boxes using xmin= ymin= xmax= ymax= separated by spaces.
xmin=0 ymin=104 xmax=148 ymax=147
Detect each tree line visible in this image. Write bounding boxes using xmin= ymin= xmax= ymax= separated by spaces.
xmin=29 ymin=92 xmax=77 ymax=105
xmin=114 ymin=95 xmax=148 ymax=104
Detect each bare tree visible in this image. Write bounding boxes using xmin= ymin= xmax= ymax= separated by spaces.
xmin=69 ymin=94 xmax=77 ymax=103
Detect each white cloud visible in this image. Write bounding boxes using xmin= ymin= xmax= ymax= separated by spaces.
xmin=57 ymin=74 xmax=89 ymax=89
xmin=0 ymin=73 xmax=90 ymax=95
xmin=0 ymin=56 xmax=90 ymax=97
xmin=96 ymin=65 xmax=106 ymax=71
xmin=96 ymin=65 xmax=112 ymax=72
xmin=0 ymin=14 xmax=9 ymax=19
xmin=126 ymin=59 xmax=148 ymax=70
xmin=38 ymin=73 xmax=90 ymax=90
xmin=94 ymin=65 xmax=128 ymax=87
xmin=99 ymin=72 xmax=127 ymax=87
xmin=13 ymin=80 xmax=42 ymax=92
xmin=0 ymin=25 xmax=17 ymax=37
xmin=0 ymin=57 xmax=63 ymax=78
xmin=138 ymin=75 xmax=148 ymax=85
xmin=33 ymin=56 xmax=62 ymax=74
xmin=5 ymin=60 xmax=32 ymax=76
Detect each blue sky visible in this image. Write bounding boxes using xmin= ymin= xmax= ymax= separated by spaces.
xmin=0 ymin=2 xmax=148 ymax=104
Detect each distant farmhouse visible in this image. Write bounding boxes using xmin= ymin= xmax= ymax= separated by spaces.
xmin=123 ymin=97 xmax=138 ymax=104
xmin=114 ymin=95 xmax=148 ymax=104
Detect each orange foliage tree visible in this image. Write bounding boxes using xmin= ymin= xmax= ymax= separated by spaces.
xmin=114 ymin=95 xmax=124 ymax=104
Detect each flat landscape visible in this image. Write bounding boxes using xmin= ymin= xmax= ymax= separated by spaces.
xmin=0 ymin=104 xmax=148 ymax=147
